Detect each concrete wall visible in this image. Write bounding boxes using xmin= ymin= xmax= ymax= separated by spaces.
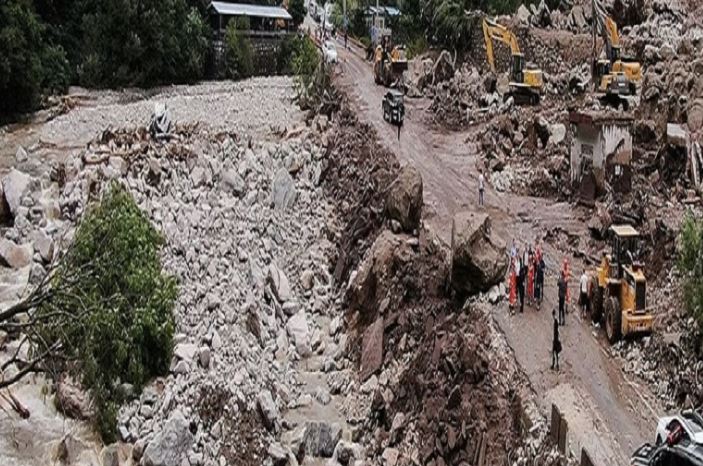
xmin=570 ymin=121 xmax=632 ymax=197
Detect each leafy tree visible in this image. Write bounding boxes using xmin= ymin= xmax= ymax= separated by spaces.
xmin=289 ymin=0 xmax=307 ymax=27
xmin=224 ymin=18 xmax=255 ymax=79
xmin=679 ymin=214 xmax=703 ymax=328
xmin=41 ymin=44 xmax=72 ymax=95
xmin=37 ymin=183 xmax=177 ymax=441
xmin=291 ymin=35 xmax=321 ymax=92
xmin=0 ymin=0 xmax=45 ymax=115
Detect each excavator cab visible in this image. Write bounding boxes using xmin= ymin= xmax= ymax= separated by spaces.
xmin=511 ymin=52 xmax=525 ymax=83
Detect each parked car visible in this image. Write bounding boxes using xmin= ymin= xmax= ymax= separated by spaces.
xmin=656 ymin=411 xmax=703 ymax=446
xmin=632 ymin=442 xmax=703 ymax=466
xmin=382 ymin=90 xmax=404 ymax=126
xmin=323 ymin=41 xmax=338 ymax=64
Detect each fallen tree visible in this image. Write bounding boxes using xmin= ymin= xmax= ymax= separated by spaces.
xmin=0 ymin=182 xmax=177 ymax=441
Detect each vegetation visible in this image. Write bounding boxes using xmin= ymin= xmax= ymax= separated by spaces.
xmin=679 ymin=214 xmax=703 ymax=327
xmin=224 ymin=18 xmax=255 ymax=80
xmin=289 ymin=0 xmax=307 ymax=26
xmin=291 ymin=35 xmax=322 ymax=93
xmin=0 ymin=183 xmax=177 ymax=442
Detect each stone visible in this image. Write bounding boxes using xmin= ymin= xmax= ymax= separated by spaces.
xmin=360 ymin=317 xmax=383 ymax=381
xmin=487 ymin=284 xmax=501 ymax=304
xmin=549 ymin=123 xmax=567 ymax=146
xmin=688 ymin=99 xmax=703 ymax=133
xmin=385 ymin=166 xmax=423 ymax=233
xmin=382 ymin=447 xmax=399 ymax=466
xmin=173 ymin=360 xmax=189 ymax=374
xmin=199 ymin=346 xmax=211 ymax=368
xmin=174 ymin=343 xmax=198 ymax=362
xmin=659 ymin=43 xmax=676 ymax=61
xmin=667 ymin=123 xmax=689 ymax=148
xmin=0 ymin=239 xmax=33 ymax=269
xmin=517 ymin=4 xmax=531 ymax=23
xmin=109 ymin=156 xmax=128 ymax=176
xmin=301 ymin=269 xmax=314 ymax=290
xmin=222 ymin=169 xmax=246 ymax=197
xmin=450 ymin=212 xmax=508 ymax=297
xmin=272 ymin=167 xmax=296 ymax=210
xmin=268 ymin=263 xmax=292 ymax=303
xmin=257 ymin=390 xmax=280 ymax=432
xmin=390 ymin=412 xmax=405 ymax=442
xmin=267 ymin=442 xmax=289 ymax=466
xmin=211 ymin=330 xmax=222 ymax=350
xmin=142 ymin=410 xmax=193 ymax=466
xmin=332 ymin=441 xmax=364 ymax=466
xmin=286 ymin=311 xmax=312 ymax=357
xmin=16 ymin=146 xmax=28 ymax=163
xmin=571 ymin=5 xmax=586 ymax=29
xmin=55 ymin=375 xmax=94 ymax=420
xmin=314 ymin=387 xmax=332 ymax=405
xmin=2 ymin=169 xmax=31 ymax=218
xmin=643 ymin=44 xmax=658 ymax=63
xmin=31 ymin=230 xmax=54 ymax=263
xmin=56 ymin=433 xmax=95 ymax=465
xmin=303 ymin=421 xmax=342 ymax=458
xmin=101 ymin=443 xmax=130 ymax=466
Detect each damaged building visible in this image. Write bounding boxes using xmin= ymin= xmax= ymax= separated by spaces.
xmin=569 ymin=111 xmax=634 ymax=205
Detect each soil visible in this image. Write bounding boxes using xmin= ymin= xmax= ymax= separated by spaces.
xmin=332 ymin=38 xmax=664 ymax=463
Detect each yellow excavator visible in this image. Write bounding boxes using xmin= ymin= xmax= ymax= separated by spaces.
xmin=482 ymin=18 xmax=543 ymax=105
xmin=592 ymin=0 xmax=642 ymax=99
xmin=374 ymin=33 xmax=408 ymax=89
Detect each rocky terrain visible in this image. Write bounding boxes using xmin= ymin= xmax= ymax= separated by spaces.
xmin=0 ymin=74 xmax=573 ymax=466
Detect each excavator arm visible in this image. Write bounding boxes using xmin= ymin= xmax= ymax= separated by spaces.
xmin=482 ymin=18 xmax=521 ymax=72
xmin=592 ymin=0 xmax=620 ymax=61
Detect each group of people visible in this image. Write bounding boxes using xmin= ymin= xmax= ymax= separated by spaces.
xmin=508 ymin=241 xmax=545 ymax=314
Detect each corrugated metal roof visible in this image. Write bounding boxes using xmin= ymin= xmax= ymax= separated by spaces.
xmin=365 ymin=5 xmax=401 ymax=16
xmin=209 ymin=1 xmax=292 ymax=20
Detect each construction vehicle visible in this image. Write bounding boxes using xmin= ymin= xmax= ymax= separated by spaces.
xmin=373 ymin=33 xmax=408 ymax=89
xmin=590 ymin=225 xmax=653 ymax=343
xmin=482 ymin=18 xmax=543 ymax=105
xmin=591 ymin=0 xmax=642 ymax=100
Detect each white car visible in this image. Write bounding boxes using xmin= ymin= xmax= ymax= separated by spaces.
xmin=323 ymin=41 xmax=338 ymax=64
xmin=656 ymin=411 xmax=703 ymax=446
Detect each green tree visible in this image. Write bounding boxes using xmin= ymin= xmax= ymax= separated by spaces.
xmin=291 ymin=35 xmax=320 ymax=92
xmin=289 ymin=0 xmax=307 ymax=27
xmin=224 ymin=18 xmax=254 ymax=80
xmin=0 ymin=0 xmax=45 ymax=115
xmin=34 ymin=183 xmax=178 ymax=441
xmin=679 ymin=214 xmax=703 ymax=328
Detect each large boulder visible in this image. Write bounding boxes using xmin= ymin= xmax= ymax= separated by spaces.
xmin=432 ymin=50 xmax=455 ymax=84
xmin=450 ymin=212 xmax=508 ymax=296
xmin=0 ymin=238 xmax=33 ymax=269
xmin=257 ymin=390 xmax=280 ymax=432
xmin=142 ymin=411 xmax=193 ymax=466
xmin=286 ymin=311 xmax=312 ymax=357
xmin=54 ymin=375 xmax=94 ymax=420
xmin=688 ymin=99 xmax=703 ymax=133
xmin=386 ymin=166 xmax=423 ymax=232
xmin=2 ymin=169 xmax=31 ymax=218
xmin=517 ymin=4 xmax=532 ymax=24
xmin=272 ymin=167 xmax=296 ymax=210
xmin=303 ymin=421 xmax=342 ymax=458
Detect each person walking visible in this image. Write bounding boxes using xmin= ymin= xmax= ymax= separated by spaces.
xmin=535 ymin=253 xmax=545 ymax=309
xmin=552 ymin=309 xmax=561 ymax=371
xmin=579 ymin=270 xmax=590 ymax=319
xmin=478 ymin=171 xmax=485 ymax=206
xmin=517 ymin=258 xmax=526 ymax=313
xmin=557 ymin=270 xmax=567 ymax=325
xmin=344 ymin=30 xmax=348 ymax=49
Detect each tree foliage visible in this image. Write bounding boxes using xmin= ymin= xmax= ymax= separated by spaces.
xmin=291 ymin=35 xmax=321 ymax=93
xmin=289 ymin=0 xmax=307 ymax=26
xmin=679 ymin=214 xmax=703 ymax=328
xmin=224 ymin=18 xmax=255 ymax=80
xmin=0 ymin=0 xmax=50 ymax=115
xmin=35 ymin=183 xmax=177 ymax=442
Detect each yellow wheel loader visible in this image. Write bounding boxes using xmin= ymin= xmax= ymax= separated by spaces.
xmin=482 ymin=18 xmax=543 ymax=105
xmin=590 ymin=225 xmax=653 ymax=343
xmin=373 ymin=34 xmax=408 ymax=90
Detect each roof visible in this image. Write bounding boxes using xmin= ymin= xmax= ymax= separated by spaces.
xmin=610 ymin=224 xmax=639 ymax=237
xmin=365 ymin=6 xmax=401 ymax=16
xmin=209 ymin=1 xmax=292 ymax=20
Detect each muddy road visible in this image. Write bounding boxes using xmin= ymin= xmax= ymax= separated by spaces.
xmin=333 ymin=40 xmax=661 ymax=464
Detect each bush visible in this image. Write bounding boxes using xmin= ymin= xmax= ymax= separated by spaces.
xmin=679 ymin=213 xmax=703 ymax=326
xmin=224 ymin=18 xmax=254 ymax=80
xmin=38 ymin=183 xmax=177 ymax=442
xmin=41 ymin=44 xmax=71 ymax=95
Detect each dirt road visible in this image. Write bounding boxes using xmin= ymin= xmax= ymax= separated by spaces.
xmin=333 ymin=40 xmax=661 ymax=464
